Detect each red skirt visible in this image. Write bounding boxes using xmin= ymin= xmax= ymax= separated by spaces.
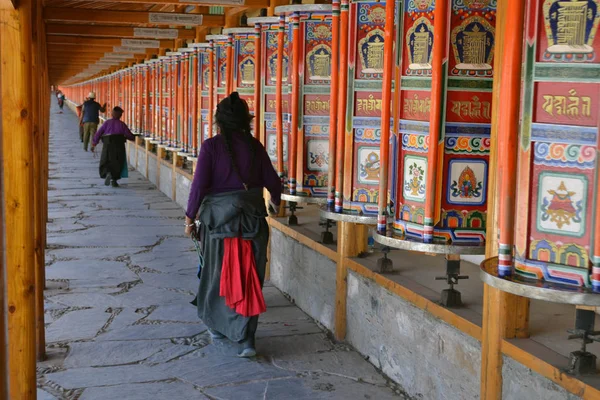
xmin=219 ymin=236 xmax=266 ymax=317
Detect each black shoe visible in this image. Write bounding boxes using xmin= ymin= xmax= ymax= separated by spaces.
xmin=111 ymin=180 xmax=119 ymax=188
xmin=104 ymin=173 xmax=111 ymax=186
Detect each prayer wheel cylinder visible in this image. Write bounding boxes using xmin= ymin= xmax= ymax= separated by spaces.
xmin=191 ymin=43 xmax=212 ymax=143
xmin=248 ymin=16 xmax=291 ymax=177
xmin=275 ymin=4 xmax=334 ymax=198
xmin=223 ymin=28 xmax=258 ymax=119
xmin=390 ymin=0 xmax=496 ymax=244
xmin=502 ymin=0 xmax=600 ymax=290
xmin=336 ymin=0 xmax=390 ymax=216
xmin=206 ymin=35 xmax=230 ymax=106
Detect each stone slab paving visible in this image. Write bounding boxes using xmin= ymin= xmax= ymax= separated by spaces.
xmin=38 ymin=101 xmax=408 ymax=399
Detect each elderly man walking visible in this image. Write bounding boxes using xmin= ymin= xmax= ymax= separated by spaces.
xmin=79 ymin=91 xmax=107 ymax=152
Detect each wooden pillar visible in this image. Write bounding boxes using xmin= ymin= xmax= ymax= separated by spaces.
xmin=31 ymin=0 xmax=46 ymax=361
xmin=335 ymin=222 xmax=368 ymax=340
xmin=480 ymin=1 xmax=529 ymax=399
xmin=0 ymin=0 xmax=37 ymax=398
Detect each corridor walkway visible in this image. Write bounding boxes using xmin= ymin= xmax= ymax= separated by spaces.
xmin=37 ymin=102 xmax=406 ymax=400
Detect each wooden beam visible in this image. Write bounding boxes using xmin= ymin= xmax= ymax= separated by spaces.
xmin=225 ymin=6 xmax=247 ymax=28
xmin=52 ymin=0 xmax=268 ymax=6
xmin=47 ymin=35 xmax=174 ymax=48
xmin=0 ymin=0 xmax=16 ymax=10
xmin=44 ymin=7 xmax=225 ymax=27
xmin=46 ymin=24 xmax=196 ymax=39
xmin=267 ymin=0 xmax=286 ymax=16
xmin=0 ymin=0 xmax=37 ymax=398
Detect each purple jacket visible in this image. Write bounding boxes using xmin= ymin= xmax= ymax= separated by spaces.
xmin=92 ymin=119 xmax=135 ymax=146
xmin=186 ymin=134 xmax=282 ymax=220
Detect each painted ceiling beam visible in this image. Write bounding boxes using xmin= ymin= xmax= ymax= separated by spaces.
xmin=67 ymin=0 xmax=267 ymax=6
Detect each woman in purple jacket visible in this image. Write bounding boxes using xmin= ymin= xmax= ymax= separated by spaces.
xmin=185 ymin=92 xmax=282 ymax=357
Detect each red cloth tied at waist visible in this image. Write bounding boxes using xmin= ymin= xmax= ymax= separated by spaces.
xmin=220 ymin=236 xmax=266 ymax=317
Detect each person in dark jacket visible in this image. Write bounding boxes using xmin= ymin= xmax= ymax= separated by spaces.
xmin=185 ymin=92 xmax=281 ymax=357
xmin=80 ymin=91 xmax=107 ymax=152
xmin=90 ymin=107 xmax=135 ymax=187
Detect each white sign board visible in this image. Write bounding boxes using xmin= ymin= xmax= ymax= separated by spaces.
xmin=133 ymin=28 xmax=178 ymax=39
xmin=148 ymin=13 xmax=203 ymax=25
xmin=122 ymin=39 xmax=160 ymax=48
xmin=113 ymin=46 xmax=146 ymax=53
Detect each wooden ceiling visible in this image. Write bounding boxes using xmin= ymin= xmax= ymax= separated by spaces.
xmin=46 ymin=0 xmax=274 ymax=84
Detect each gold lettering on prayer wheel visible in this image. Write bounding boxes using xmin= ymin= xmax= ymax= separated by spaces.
xmin=413 ymin=27 xmax=431 ymax=65
xmin=367 ymin=38 xmax=384 ymax=71
xmin=462 ymin=26 xmax=487 ymax=65
xmin=241 ymin=59 xmax=255 ymax=85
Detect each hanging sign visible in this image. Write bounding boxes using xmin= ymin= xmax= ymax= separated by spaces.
xmin=148 ymin=13 xmax=203 ymax=25
xmin=122 ymin=39 xmax=160 ymax=48
xmin=114 ymin=46 xmax=146 ymax=53
xmin=133 ymin=28 xmax=179 ymax=39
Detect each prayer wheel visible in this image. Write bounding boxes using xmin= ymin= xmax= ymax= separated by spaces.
xmin=247 ymin=16 xmax=291 ymax=176
xmin=374 ymin=0 xmax=495 ymax=251
xmin=176 ymin=47 xmax=195 ymax=155
xmin=186 ymin=47 xmax=199 ymax=157
xmin=222 ymin=27 xmax=258 ymax=136
xmin=157 ymin=55 xmax=171 ymax=146
xmin=191 ymin=43 xmax=213 ymax=144
xmin=131 ymin=65 xmax=141 ymax=135
xmin=165 ymin=51 xmax=181 ymax=151
xmin=481 ymin=0 xmax=600 ymax=294
xmin=206 ymin=35 xmax=230 ymax=107
xmin=151 ymin=59 xmax=162 ymax=144
xmin=316 ymin=0 xmax=391 ymax=226
xmin=275 ymin=4 xmax=334 ymax=202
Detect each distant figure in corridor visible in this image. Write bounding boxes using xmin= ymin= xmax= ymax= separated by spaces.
xmin=90 ymin=107 xmax=135 ymax=188
xmin=184 ymin=92 xmax=282 ymax=358
xmin=80 ymin=91 xmax=107 ymax=152
xmin=56 ymin=91 xmax=65 ymax=113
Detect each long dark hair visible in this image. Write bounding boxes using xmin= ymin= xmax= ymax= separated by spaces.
xmin=215 ymin=92 xmax=256 ymax=189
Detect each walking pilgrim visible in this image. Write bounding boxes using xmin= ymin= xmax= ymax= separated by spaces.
xmin=90 ymin=106 xmax=135 ymax=187
xmin=185 ymin=92 xmax=282 ymax=357
xmin=79 ymin=91 xmax=107 ymax=152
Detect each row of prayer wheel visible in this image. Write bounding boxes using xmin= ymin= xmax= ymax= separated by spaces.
xmin=61 ymin=0 xmax=600 ymax=294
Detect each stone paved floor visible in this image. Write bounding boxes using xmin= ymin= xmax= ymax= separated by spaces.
xmin=37 ymin=101 xmax=406 ymax=400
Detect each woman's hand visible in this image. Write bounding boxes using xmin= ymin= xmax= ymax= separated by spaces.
xmin=268 ymin=200 xmax=280 ymax=216
xmin=185 ymin=216 xmax=195 ymax=237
